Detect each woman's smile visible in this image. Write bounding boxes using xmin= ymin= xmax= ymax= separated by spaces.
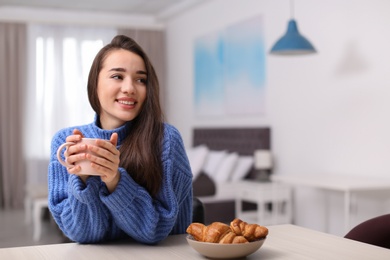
xmin=117 ymin=97 xmax=136 ymax=108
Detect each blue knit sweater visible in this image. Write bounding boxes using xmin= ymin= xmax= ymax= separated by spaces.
xmin=48 ymin=117 xmax=193 ymax=244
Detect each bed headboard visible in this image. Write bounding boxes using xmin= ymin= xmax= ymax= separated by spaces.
xmin=193 ymin=127 xmax=271 ymax=156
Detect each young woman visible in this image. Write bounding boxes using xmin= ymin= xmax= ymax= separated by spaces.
xmin=48 ymin=35 xmax=193 ymax=244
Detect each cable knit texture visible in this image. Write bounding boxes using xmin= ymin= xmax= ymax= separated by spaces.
xmin=48 ymin=117 xmax=193 ymax=244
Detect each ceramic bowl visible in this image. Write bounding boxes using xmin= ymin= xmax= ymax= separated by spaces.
xmin=186 ymin=235 xmax=266 ymax=259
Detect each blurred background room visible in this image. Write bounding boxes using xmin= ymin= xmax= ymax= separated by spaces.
xmin=1 ymin=0 xmax=390 ymax=248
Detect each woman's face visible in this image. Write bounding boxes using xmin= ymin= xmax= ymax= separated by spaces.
xmin=97 ymin=49 xmax=147 ymax=129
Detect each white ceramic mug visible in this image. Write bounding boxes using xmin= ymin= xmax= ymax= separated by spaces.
xmin=56 ymin=138 xmax=106 ymax=175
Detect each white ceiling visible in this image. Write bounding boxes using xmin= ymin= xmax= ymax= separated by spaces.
xmin=0 ymin=0 xmax=206 ymax=19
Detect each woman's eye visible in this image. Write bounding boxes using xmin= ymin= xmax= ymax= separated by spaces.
xmin=138 ymin=78 xmax=147 ymax=84
xmin=112 ymin=74 xmax=123 ymax=80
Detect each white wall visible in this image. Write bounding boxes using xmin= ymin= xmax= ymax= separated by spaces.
xmin=165 ymin=0 xmax=390 ymax=236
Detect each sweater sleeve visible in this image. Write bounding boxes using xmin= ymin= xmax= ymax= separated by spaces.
xmin=48 ymin=131 xmax=114 ymax=243
xmin=99 ymin=124 xmax=193 ymax=244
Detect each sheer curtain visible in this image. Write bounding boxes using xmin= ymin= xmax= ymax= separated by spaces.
xmin=25 ymin=25 xmax=117 ymax=159
xmin=24 ymin=25 xmax=117 ymax=189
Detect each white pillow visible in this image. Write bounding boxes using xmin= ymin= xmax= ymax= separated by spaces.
xmin=186 ymin=145 xmax=209 ymax=180
xmin=202 ymin=150 xmax=228 ymax=178
xmin=230 ymin=156 xmax=254 ymax=181
xmin=213 ymin=152 xmax=239 ymax=183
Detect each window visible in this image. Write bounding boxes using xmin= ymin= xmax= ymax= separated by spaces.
xmin=25 ymin=25 xmax=117 ymax=159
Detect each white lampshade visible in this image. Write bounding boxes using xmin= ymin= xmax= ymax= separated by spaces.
xmin=254 ymin=150 xmax=272 ymax=170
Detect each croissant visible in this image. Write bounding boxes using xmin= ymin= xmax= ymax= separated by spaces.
xmin=230 ymin=218 xmax=268 ymax=241
xmin=186 ymin=222 xmax=248 ymax=244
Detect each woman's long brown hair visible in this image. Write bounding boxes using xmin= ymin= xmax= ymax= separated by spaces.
xmin=87 ymin=35 xmax=164 ymax=197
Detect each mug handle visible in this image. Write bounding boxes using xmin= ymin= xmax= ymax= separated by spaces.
xmin=56 ymin=142 xmax=75 ymax=168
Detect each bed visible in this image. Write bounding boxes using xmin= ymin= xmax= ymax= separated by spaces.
xmin=190 ymin=127 xmax=271 ymax=224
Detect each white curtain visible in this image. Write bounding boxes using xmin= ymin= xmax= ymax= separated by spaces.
xmin=25 ymin=25 xmax=117 ymax=164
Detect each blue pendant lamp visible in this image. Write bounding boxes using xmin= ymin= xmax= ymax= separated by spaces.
xmin=270 ymin=0 xmax=316 ymax=55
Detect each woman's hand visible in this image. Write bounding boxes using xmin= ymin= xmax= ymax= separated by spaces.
xmin=64 ymin=129 xmax=89 ymax=183
xmin=85 ymin=132 xmax=120 ymax=193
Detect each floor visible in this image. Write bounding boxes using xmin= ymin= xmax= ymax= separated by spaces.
xmin=0 ymin=207 xmax=67 ymax=248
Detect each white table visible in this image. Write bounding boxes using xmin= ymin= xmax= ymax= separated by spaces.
xmin=1 ymin=224 xmax=390 ymax=259
xmin=271 ymin=174 xmax=390 ymax=233
xmin=235 ymin=181 xmax=292 ymax=225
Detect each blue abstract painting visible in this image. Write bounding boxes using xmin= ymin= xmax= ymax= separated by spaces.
xmin=194 ymin=15 xmax=266 ymax=116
